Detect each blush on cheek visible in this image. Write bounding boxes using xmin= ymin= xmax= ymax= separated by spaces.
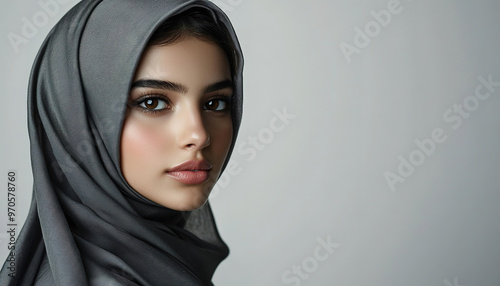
xmin=121 ymin=121 xmax=162 ymax=170
xmin=127 ymin=119 xmax=164 ymax=147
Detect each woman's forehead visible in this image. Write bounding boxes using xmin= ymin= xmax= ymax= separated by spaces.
xmin=133 ymin=37 xmax=231 ymax=88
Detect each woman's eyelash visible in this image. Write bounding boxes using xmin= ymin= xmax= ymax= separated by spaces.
xmin=127 ymin=93 xmax=233 ymax=114
xmin=205 ymin=94 xmax=233 ymax=113
xmin=127 ymin=94 xmax=171 ymax=114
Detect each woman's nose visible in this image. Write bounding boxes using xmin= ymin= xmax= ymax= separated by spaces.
xmin=175 ymin=106 xmax=210 ymax=151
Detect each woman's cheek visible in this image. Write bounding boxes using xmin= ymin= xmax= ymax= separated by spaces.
xmin=121 ymin=119 xmax=166 ymax=171
xmin=211 ymin=119 xmax=233 ymax=158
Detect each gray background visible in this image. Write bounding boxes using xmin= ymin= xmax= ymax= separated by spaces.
xmin=1 ymin=0 xmax=500 ymax=285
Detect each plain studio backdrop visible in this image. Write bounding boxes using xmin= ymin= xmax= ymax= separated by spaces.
xmin=2 ymin=0 xmax=500 ymax=285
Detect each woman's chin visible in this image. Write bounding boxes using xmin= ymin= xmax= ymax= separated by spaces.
xmin=155 ymin=189 xmax=212 ymax=211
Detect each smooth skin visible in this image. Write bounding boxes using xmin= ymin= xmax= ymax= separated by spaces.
xmin=120 ymin=36 xmax=234 ymax=211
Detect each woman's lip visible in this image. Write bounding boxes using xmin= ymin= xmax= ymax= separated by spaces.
xmin=166 ymin=170 xmax=209 ymax=185
xmin=167 ymin=159 xmax=213 ymax=172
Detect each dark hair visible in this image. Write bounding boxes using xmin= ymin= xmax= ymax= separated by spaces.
xmin=148 ymin=7 xmax=239 ymax=77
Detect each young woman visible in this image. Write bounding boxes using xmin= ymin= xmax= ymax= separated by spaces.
xmin=0 ymin=0 xmax=243 ymax=285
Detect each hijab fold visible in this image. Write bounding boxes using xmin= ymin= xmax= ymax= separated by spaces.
xmin=0 ymin=0 xmax=243 ymax=285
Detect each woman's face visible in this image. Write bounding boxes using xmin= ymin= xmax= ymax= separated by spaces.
xmin=121 ymin=36 xmax=233 ymax=211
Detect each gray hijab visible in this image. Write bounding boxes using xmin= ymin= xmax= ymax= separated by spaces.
xmin=0 ymin=0 xmax=243 ymax=285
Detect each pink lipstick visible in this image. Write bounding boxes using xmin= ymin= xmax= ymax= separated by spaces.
xmin=166 ymin=159 xmax=212 ymax=185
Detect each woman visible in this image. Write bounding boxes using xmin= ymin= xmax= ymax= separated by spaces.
xmin=0 ymin=0 xmax=243 ymax=285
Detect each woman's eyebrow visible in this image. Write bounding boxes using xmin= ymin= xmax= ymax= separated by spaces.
xmin=203 ymin=79 xmax=233 ymax=93
xmin=131 ymin=79 xmax=233 ymax=93
xmin=131 ymin=79 xmax=188 ymax=93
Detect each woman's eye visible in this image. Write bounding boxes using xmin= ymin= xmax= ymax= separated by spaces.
xmin=139 ymin=98 xmax=168 ymax=111
xmin=204 ymin=99 xmax=228 ymax=111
